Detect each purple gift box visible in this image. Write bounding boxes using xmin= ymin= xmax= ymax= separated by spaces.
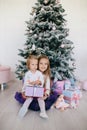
xmin=25 ymin=86 xmax=44 ymax=97
xmin=52 ymin=81 xmax=64 ymax=94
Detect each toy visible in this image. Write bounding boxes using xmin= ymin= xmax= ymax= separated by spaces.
xmin=70 ymin=101 xmax=77 ymax=109
xmin=54 ymin=94 xmax=69 ymax=111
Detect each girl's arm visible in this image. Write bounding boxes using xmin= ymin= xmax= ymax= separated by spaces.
xmin=44 ymin=76 xmax=50 ymax=96
xmin=34 ymin=79 xmax=42 ymax=85
xmin=36 ymin=72 xmax=44 ymax=87
xmin=21 ymin=71 xmax=30 ymax=92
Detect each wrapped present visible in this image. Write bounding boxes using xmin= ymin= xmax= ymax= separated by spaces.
xmin=75 ymin=89 xmax=82 ymax=99
xmin=64 ymin=80 xmax=71 ymax=90
xmin=63 ymin=89 xmax=81 ymax=107
xmin=69 ymin=78 xmax=76 ymax=86
xmin=64 ymin=79 xmax=78 ymax=90
xmin=51 ymin=80 xmax=64 ymax=94
xmin=63 ymin=89 xmax=81 ymax=99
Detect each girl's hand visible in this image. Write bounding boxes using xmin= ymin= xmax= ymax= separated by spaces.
xmin=27 ymin=79 xmax=42 ymax=86
xmin=22 ymin=92 xmax=27 ymax=99
xmin=27 ymin=80 xmax=35 ymax=86
xmin=26 ymin=80 xmax=31 ymax=85
xmin=35 ymin=80 xmax=42 ymax=85
xmin=43 ymin=93 xmax=48 ymax=100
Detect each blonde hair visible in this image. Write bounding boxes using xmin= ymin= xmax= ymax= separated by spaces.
xmin=26 ymin=55 xmax=38 ymax=69
xmin=38 ymin=55 xmax=51 ymax=77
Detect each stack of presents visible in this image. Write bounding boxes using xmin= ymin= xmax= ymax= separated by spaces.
xmin=51 ymin=78 xmax=82 ymax=108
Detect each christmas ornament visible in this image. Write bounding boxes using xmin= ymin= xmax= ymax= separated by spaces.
xmin=52 ymin=26 xmax=56 ymax=30
xmin=34 ymin=34 xmax=37 ymax=38
xmin=41 ymin=8 xmax=44 ymax=11
xmin=56 ymin=0 xmax=60 ymax=4
xmin=30 ymin=30 xmax=33 ymax=33
xmin=33 ymin=13 xmax=36 ymax=17
xmin=61 ymin=44 xmax=65 ymax=48
xmin=32 ymin=8 xmax=35 ymax=14
xmin=39 ymin=37 xmax=42 ymax=40
xmin=72 ymin=63 xmax=75 ymax=66
xmin=32 ymin=44 xmax=35 ymax=50
xmin=44 ymin=0 xmax=49 ymax=4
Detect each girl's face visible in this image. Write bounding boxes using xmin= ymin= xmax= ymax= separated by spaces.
xmin=39 ymin=58 xmax=48 ymax=73
xmin=29 ymin=59 xmax=38 ymax=73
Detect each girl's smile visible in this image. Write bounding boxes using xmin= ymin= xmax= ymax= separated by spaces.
xmin=39 ymin=58 xmax=48 ymax=72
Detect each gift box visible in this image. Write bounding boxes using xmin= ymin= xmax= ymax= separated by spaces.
xmin=64 ymin=79 xmax=78 ymax=90
xmin=69 ymin=78 xmax=76 ymax=86
xmin=64 ymin=80 xmax=71 ymax=90
xmin=75 ymin=89 xmax=82 ymax=99
xmin=51 ymin=81 xmax=64 ymax=94
xmin=63 ymin=89 xmax=81 ymax=99
xmin=63 ymin=89 xmax=81 ymax=106
xmin=25 ymin=86 xmax=44 ymax=97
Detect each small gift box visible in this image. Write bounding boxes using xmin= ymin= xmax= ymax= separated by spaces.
xmin=64 ymin=80 xmax=71 ymax=90
xmin=64 ymin=79 xmax=78 ymax=90
xmin=51 ymin=80 xmax=64 ymax=94
xmin=63 ymin=89 xmax=81 ymax=107
xmin=75 ymin=89 xmax=82 ymax=99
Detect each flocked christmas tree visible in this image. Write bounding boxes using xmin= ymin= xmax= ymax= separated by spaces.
xmin=16 ymin=0 xmax=76 ymax=81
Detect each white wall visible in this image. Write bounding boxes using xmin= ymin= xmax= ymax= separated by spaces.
xmin=62 ymin=0 xmax=87 ymax=80
xmin=0 ymin=0 xmax=87 ymax=81
xmin=0 ymin=0 xmax=37 ymax=79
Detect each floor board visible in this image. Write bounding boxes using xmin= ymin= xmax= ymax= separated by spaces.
xmin=0 ymin=80 xmax=87 ymax=130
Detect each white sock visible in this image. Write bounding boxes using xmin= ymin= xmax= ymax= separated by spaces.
xmin=40 ymin=112 xmax=48 ymax=119
xmin=18 ymin=106 xmax=28 ymax=118
xmin=38 ymin=98 xmax=48 ymax=119
xmin=18 ymin=98 xmax=33 ymax=118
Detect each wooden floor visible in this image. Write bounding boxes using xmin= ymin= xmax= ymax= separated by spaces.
xmin=0 ymin=80 xmax=87 ymax=130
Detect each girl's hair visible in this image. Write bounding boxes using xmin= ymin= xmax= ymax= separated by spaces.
xmin=26 ymin=55 xmax=38 ymax=69
xmin=38 ymin=55 xmax=51 ymax=77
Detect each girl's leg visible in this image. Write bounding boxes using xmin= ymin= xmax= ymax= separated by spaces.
xmin=15 ymin=92 xmax=25 ymax=104
xmin=18 ymin=97 xmax=33 ymax=118
xmin=45 ymin=92 xmax=59 ymax=110
xmin=29 ymin=98 xmax=40 ymax=111
xmin=38 ymin=98 xmax=48 ymax=119
xmin=28 ymin=92 xmax=59 ymax=111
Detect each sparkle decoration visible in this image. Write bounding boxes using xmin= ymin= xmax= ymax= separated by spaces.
xmin=32 ymin=44 xmax=35 ymax=50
